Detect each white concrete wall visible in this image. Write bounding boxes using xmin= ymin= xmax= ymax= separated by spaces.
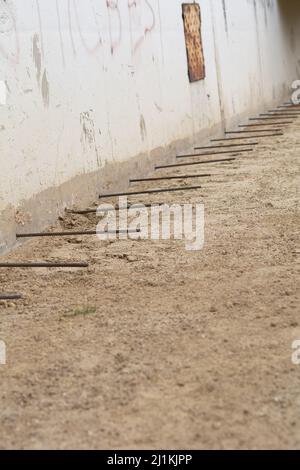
xmin=0 ymin=0 xmax=299 ymax=251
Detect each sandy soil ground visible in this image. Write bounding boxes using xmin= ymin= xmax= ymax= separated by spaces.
xmin=0 ymin=118 xmax=299 ymax=450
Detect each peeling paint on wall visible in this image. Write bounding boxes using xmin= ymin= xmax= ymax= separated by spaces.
xmin=80 ymin=111 xmax=101 ymax=167
xmin=33 ymin=33 xmax=42 ymax=83
xmin=139 ymin=114 xmax=147 ymax=141
xmin=41 ymin=69 xmax=50 ymax=107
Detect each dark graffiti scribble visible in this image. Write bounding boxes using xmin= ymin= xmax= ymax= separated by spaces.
xmin=106 ymin=0 xmax=122 ymax=55
xmin=128 ymin=0 xmax=156 ymax=53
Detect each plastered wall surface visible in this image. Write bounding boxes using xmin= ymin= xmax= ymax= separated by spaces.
xmin=0 ymin=0 xmax=299 ymax=251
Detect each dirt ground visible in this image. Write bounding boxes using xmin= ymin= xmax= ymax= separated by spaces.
xmin=0 ymin=118 xmax=299 ymax=450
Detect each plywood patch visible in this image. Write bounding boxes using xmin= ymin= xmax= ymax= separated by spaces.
xmin=182 ymin=3 xmax=205 ymax=82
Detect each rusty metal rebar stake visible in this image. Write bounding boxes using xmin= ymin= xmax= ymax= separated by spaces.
xmin=69 ymin=204 xmax=164 ymax=215
xmin=260 ymin=113 xmax=299 ymax=118
xmin=16 ymin=229 xmax=140 ymax=239
xmin=225 ymin=130 xmax=283 ymax=135
xmin=268 ymin=109 xmax=300 ymax=114
xmin=99 ymin=186 xmax=203 ymax=199
xmin=194 ymin=142 xmax=258 ymax=150
xmin=278 ymin=104 xmax=300 ymax=109
xmin=211 ymin=133 xmax=283 ymax=142
xmin=249 ymin=117 xmax=292 ymax=122
xmin=0 ymin=262 xmax=89 ymax=268
xmin=156 ymin=158 xmax=236 ymax=170
xmin=239 ymin=124 xmax=287 ymax=128
xmin=176 ymin=148 xmax=252 ymax=159
xmin=130 ymin=174 xmax=211 ymax=183
xmin=0 ymin=294 xmax=22 ymax=300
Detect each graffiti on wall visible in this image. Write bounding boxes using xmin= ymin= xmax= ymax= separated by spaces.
xmin=128 ymin=0 xmax=156 ymax=53
xmin=106 ymin=0 xmax=122 ymax=55
xmin=0 ymin=0 xmax=157 ymax=65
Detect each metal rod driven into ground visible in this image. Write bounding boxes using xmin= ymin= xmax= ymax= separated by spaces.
xmin=176 ymin=148 xmax=252 ymax=159
xmin=69 ymin=203 xmax=170 ymax=215
xmin=156 ymin=158 xmax=236 ymax=170
xmin=16 ymin=229 xmax=141 ymax=239
xmin=99 ymin=185 xmax=203 ymax=199
xmin=194 ymin=142 xmax=258 ymax=150
xmin=0 ymin=294 xmax=23 ymax=301
xmin=225 ymin=130 xmax=284 ymax=135
xmin=211 ymin=133 xmax=283 ymax=142
xmin=0 ymin=262 xmax=89 ymax=268
xmin=130 ymin=174 xmax=212 ymax=183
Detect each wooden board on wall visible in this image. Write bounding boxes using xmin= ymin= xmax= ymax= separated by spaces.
xmin=182 ymin=3 xmax=206 ymax=82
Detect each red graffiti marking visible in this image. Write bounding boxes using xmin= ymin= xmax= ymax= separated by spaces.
xmin=106 ymin=0 xmax=122 ymax=55
xmin=128 ymin=0 xmax=155 ymax=54
xmin=70 ymin=0 xmax=102 ymax=55
xmin=0 ymin=0 xmax=155 ymax=67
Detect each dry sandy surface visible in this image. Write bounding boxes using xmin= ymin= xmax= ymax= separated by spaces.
xmin=0 ymin=119 xmax=299 ymax=450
